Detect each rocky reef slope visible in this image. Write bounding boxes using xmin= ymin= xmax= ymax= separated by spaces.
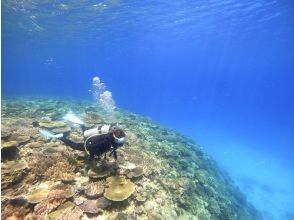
xmin=1 ymin=98 xmax=261 ymax=220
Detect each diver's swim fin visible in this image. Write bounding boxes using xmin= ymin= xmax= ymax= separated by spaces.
xmin=62 ymin=113 xmax=84 ymax=125
xmin=39 ymin=129 xmax=63 ymax=139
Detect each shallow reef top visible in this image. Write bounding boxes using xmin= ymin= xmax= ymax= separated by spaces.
xmin=1 ymin=98 xmax=261 ymax=220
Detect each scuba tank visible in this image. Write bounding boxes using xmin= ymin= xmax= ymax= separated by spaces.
xmin=83 ymin=125 xmax=111 ymax=138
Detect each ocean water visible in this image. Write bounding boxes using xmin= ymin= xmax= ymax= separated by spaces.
xmin=2 ymin=0 xmax=294 ymax=219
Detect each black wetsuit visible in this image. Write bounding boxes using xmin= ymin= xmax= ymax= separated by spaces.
xmin=59 ymin=126 xmax=122 ymax=160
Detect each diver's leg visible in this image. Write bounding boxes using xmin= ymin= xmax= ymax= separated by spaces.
xmin=59 ymin=137 xmax=84 ymax=151
xmin=113 ymin=151 xmax=118 ymax=160
xmin=109 ymin=150 xmax=118 ymax=160
xmin=85 ymin=153 xmax=97 ymax=169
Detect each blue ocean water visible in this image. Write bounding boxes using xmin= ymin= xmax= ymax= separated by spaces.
xmin=2 ymin=0 xmax=294 ymax=219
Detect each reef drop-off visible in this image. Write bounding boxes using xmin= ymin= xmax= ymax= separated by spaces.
xmin=1 ymin=98 xmax=261 ymax=220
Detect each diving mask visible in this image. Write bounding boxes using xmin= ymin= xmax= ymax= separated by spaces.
xmin=113 ymin=128 xmax=126 ymax=144
xmin=113 ymin=135 xmax=126 ymax=144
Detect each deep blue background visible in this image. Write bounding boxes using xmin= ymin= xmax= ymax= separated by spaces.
xmin=2 ymin=0 xmax=294 ymax=218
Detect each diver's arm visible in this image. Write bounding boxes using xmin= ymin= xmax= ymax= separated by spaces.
xmin=59 ymin=137 xmax=84 ymax=151
xmin=109 ymin=149 xmax=118 ymax=160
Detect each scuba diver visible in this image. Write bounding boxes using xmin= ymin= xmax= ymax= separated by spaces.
xmin=40 ymin=113 xmax=126 ymax=162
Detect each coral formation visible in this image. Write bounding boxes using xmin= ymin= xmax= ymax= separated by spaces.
xmin=1 ymin=160 xmax=29 ymax=189
xmin=1 ymin=141 xmax=19 ymax=149
xmin=96 ymin=197 xmax=112 ymax=209
xmin=32 ymin=184 xmax=75 ymax=219
xmin=26 ymin=153 xmax=76 ymax=183
xmin=44 ymin=159 xmax=76 ymax=182
xmin=84 ymin=181 xmax=105 ymax=198
xmin=39 ymin=120 xmax=67 ymax=129
xmin=25 ymin=181 xmax=53 ymax=204
xmin=127 ymin=166 xmax=144 ymax=179
xmin=1 ymin=199 xmax=32 ymax=220
xmin=78 ymin=199 xmax=103 ymax=214
xmin=104 ymin=176 xmax=136 ymax=201
xmin=48 ymin=202 xmax=82 ymax=220
xmin=48 ymin=205 xmax=83 ymax=220
xmin=88 ymin=166 xmax=111 ymax=179
xmin=1 ymin=99 xmax=262 ymax=220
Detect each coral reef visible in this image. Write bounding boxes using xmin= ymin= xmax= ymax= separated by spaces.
xmin=1 ymin=98 xmax=262 ymax=220
xmin=1 ymin=199 xmax=32 ymax=220
xmin=127 ymin=166 xmax=144 ymax=179
xmin=46 ymin=201 xmax=74 ymax=219
xmin=104 ymin=176 xmax=136 ymax=201
xmin=26 ymin=152 xmax=76 ymax=183
xmin=1 ymin=160 xmax=29 ymax=189
xmin=88 ymin=166 xmax=111 ymax=179
xmin=39 ymin=120 xmax=67 ymax=129
xmin=48 ymin=202 xmax=83 ymax=220
xmin=84 ymin=181 xmax=105 ymax=198
xmin=78 ymin=199 xmax=103 ymax=214
xmin=25 ymin=181 xmax=53 ymax=204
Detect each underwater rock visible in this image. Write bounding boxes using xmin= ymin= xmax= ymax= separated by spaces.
xmin=84 ymin=181 xmax=105 ymax=198
xmin=104 ymin=176 xmax=135 ymax=202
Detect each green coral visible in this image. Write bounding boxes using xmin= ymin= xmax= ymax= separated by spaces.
xmin=104 ymin=176 xmax=135 ymax=201
xmin=1 ymin=141 xmax=19 ymax=149
xmin=39 ymin=120 xmax=66 ymax=129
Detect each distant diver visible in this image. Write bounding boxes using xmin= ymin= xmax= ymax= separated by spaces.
xmin=39 ymin=113 xmax=126 ymax=162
